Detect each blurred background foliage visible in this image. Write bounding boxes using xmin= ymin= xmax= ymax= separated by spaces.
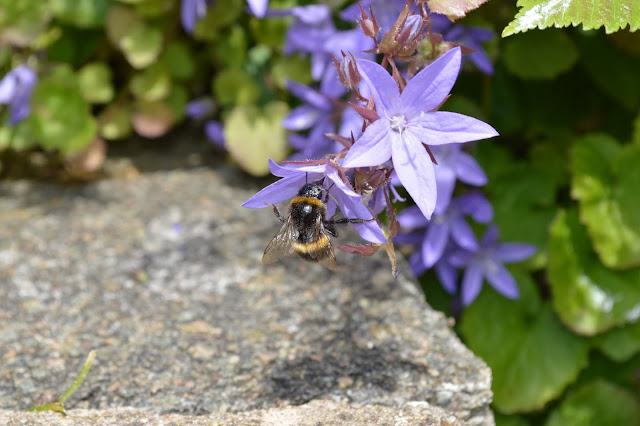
xmin=1 ymin=0 xmax=640 ymax=424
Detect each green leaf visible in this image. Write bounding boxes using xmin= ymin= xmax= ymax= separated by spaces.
xmin=427 ymin=0 xmax=489 ymax=20
xmin=548 ymin=210 xmax=640 ymax=335
xmin=161 ymin=41 xmax=195 ymax=81
xmin=632 ymin=110 xmax=640 ymax=147
xmin=592 ymin=320 xmax=640 ymax=362
xmin=0 ymin=0 xmax=49 ymax=46
xmin=545 ymin=380 xmax=640 ymax=426
xmin=166 ymin=84 xmax=188 ymax=123
xmin=486 ymin=164 xmax=557 ymax=269
xmin=213 ymin=69 xmax=260 ymax=106
xmin=495 ymin=413 xmax=531 ymax=426
xmin=488 ymin=65 xmax=524 ymax=135
xmin=503 ymin=0 xmax=640 ymax=37
xmin=249 ymin=12 xmax=289 ymax=49
xmin=575 ymin=33 xmax=640 ymax=111
xmin=130 ymin=62 xmax=171 ymax=102
xmin=134 ymin=0 xmax=175 ymax=17
xmin=460 ymin=270 xmax=589 ymax=414
xmin=225 ymin=102 xmax=290 ymax=177
xmin=50 ymin=0 xmax=114 ymax=28
xmin=271 ymin=55 xmax=312 ymax=89
xmin=193 ymin=0 xmax=244 ymax=41
xmin=214 ymin=25 xmax=247 ymax=69
xmin=105 ymin=5 xmax=162 ymax=69
xmin=77 ymin=62 xmax=114 ymax=104
xmin=0 ymin=121 xmax=37 ymax=151
xmin=98 ymin=103 xmax=132 ymax=140
xmin=503 ymin=29 xmax=578 ymax=80
xmin=48 ymin=28 xmax=103 ymax=67
xmin=28 ymin=66 xmax=97 ymax=155
xmin=571 ymin=134 xmax=640 ymax=268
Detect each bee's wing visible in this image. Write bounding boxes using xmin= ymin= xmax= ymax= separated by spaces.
xmin=319 ymin=245 xmax=338 ymax=271
xmin=317 ymin=218 xmax=338 ymax=271
xmin=262 ymin=218 xmax=295 ymax=264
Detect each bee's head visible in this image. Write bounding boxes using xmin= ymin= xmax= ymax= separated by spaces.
xmin=298 ymin=178 xmax=325 ymax=199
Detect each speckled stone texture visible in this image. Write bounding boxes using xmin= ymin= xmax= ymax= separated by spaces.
xmin=0 ymin=162 xmax=493 ymax=425
xmin=0 ymin=400 xmax=465 ymax=425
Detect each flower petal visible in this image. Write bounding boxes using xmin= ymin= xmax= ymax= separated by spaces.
xmin=394 ymin=231 xmax=424 ymax=246
xmin=399 ymin=47 xmax=461 ymax=117
xmin=456 ymin=192 xmax=493 ymax=223
xmin=311 ymin=52 xmax=330 ymax=81
xmin=455 ymin=151 xmax=488 ymax=186
xmin=413 ymin=111 xmax=498 ymax=145
xmin=486 ymin=263 xmax=519 ymax=299
xmin=391 ymin=129 xmax=437 ymax=219
xmin=342 ymin=118 xmax=392 ymax=167
xmin=242 ymin=175 xmax=305 ymax=208
xmin=448 ymin=249 xmax=473 ymax=267
xmin=0 ymin=72 xmax=16 ymax=102
xmin=205 ymin=121 xmax=225 ymax=147
xmin=461 ymin=263 xmax=484 ymax=305
xmin=409 ymin=251 xmax=428 ymax=277
xmin=356 ymin=59 xmax=400 ymax=115
xmin=423 ymin=221 xmax=449 ymax=267
xmin=282 ymin=105 xmax=321 ymax=131
xmin=435 ymin=259 xmax=458 ymax=294
xmin=327 ymin=168 xmax=386 ymax=243
xmin=246 ymin=0 xmax=268 ymax=17
xmin=494 ymin=243 xmax=537 ymax=263
xmin=269 ymin=159 xmax=325 ymax=177
xmin=397 ymin=205 xmax=429 ymax=228
xmin=286 ymin=80 xmax=332 ymax=110
xmin=481 ymin=224 xmax=500 ymax=246
xmin=450 ymin=216 xmax=479 ymax=251
xmin=434 ymin=166 xmax=456 ymax=214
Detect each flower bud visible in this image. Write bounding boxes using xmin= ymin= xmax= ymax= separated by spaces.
xmin=337 ymin=52 xmax=360 ymax=90
xmin=356 ymin=4 xmax=380 ymax=38
xmin=397 ymin=15 xmax=423 ymax=45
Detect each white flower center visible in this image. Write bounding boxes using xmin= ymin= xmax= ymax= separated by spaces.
xmin=389 ymin=114 xmax=407 ymax=132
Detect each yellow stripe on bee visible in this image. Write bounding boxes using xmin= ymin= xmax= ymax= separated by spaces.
xmin=292 ymin=234 xmax=330 ymax=254
xmin=291 ymin=196 xmax=324 ymax=208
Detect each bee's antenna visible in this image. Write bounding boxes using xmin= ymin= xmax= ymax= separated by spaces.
xmin=322 ymin=181 xmax=337 ymax=204
xmin=305 ymin=172 xmax=308 ymax=185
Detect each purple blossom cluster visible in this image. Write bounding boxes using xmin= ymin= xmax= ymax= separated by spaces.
xmin=240 ymin=0 xmax=535 ymax=305
xmin=176 ymin=0 xmax=532 ymax=303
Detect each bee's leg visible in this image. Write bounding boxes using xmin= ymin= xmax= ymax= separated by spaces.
xmin=325 ymin=223 xmax=338 ymax=237
xmin=324 ymin=217 xmax=374 ymax=238
xmin=266 ymin=203 xmax=285 ymax=224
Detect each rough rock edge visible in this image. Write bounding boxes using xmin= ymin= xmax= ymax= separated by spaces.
xmin=0 ymin=400 xmax=470 ymax=426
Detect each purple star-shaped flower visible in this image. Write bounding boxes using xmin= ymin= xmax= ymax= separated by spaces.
xmin=242 ymin=159 xmax=386 ymax=244
xmin=0 ymin=65 xmax=37 ymax=125
xmin=448 ymin=225 xmax=536 ymax=305
xmin=431 ymin=143 xmax=488 ymax=213
xmin=398 ymin=192 xmax=493 ymax=271
xmin=282 ymin=75 xmax=346 ymax=160
xmin=281 ymin=5 xmax=337 ymax=80
xmin=283 ymin=76 xmax=344 ymax=134
xmin=342 ymin=47 xmax=498 ymax=220
xmin=430 ymin=14 xmax=494 ymax=75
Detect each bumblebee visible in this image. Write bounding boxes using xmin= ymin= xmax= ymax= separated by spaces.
xmin=263 ymin=179 xmax=369 ymax=271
